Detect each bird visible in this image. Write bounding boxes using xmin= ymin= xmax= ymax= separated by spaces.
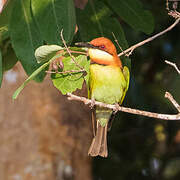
xmin=77 ymin=37 xmax=130 ymax=157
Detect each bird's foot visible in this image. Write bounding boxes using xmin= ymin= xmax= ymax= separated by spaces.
xmin=90 ymin=98 xmax=95 ymax=109
xmin=114 ymin=103 xmax=120 ymax=114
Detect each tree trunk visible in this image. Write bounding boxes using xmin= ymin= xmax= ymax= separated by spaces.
xmin=0 ymin=62 xmax=92 ymax=180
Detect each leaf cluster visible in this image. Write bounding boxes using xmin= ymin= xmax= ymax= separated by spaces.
xmin=0 ymin=0 xmax=154 ymax=96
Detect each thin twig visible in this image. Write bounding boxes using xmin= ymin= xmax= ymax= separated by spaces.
xmin=67 ymin=92 xmax=180 ymax=120
xmin=166 ymin=0 xmax=169 ymax=11
xmin=69 ymin=50 xmax=87 ymax=55
xmin=165 ymin=60 xmax=180 ymax=74
xmin=60 ymin=29 xmax=84 ymax=70
xmin=46 ymin=69 xmax=86 ymax=74
xmin=165 ymin=92 xmax=180 ymax=112
xmin=112 ymin=32 xmax=126 ymax=55
xmin=118 ymin=18 xmax=180 ymax=57
xmin=168 ymin=10 xmax=180 ymax=19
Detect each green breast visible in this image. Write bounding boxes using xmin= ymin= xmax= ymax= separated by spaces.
xmin=89 ymin=64 xmax=127 ymax=104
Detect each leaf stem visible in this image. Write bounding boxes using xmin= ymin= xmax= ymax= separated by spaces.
xmin=12 ymin=54 xmax=62 ymax=99
xmin=46 ymin=69 xmax=86 ymax=74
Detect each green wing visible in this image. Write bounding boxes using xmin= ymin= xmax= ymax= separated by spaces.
xmin=119 ymin=66 xmax=130 ymax=105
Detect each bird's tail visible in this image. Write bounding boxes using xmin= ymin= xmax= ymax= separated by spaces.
xmin=88 ymin=108 xmax=112 ymax=157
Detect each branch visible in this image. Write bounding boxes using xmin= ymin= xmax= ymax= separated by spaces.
xmin=165 ymin=60 xmax=180 ymax=74
xmin=67 ymin=92 xmax=180 ymax=120
xmin=69 ymin=50 xmax=87 ymax=55
xmin=118 ymin=18 xmax=180 ymax=57
xmin=165 ymin=92 xmax=180 ymax=112
xmin=112 ymin=32 xmax=126 ymax=55
xmin=168 ymin=10 xmax=180 ymax=19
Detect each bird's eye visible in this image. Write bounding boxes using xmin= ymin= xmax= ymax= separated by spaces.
xmin=99 ymin=45 xmax=105 ymax=50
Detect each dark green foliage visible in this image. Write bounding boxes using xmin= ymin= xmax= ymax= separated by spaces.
xmin=2 ymin=44 xmax=18 ymax=72
xmin=0 ymin=0 xmax=154 ymax=86
xmin=0 ymin=0 xmax=76 ymax=83
xmin=31 ymin=0 xmax=76 ymax=45
xmin=104 ymin=0 xmax=154 ymax=34
xmin=9 ymin=0 xmax=45 ymax=82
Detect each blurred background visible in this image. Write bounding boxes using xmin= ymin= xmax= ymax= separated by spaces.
xmin=0 ymin=0 xmax=180 ymax=180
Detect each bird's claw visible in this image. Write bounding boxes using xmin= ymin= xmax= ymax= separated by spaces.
xmin=113 ymin=103 xmax=120 ymax=114
xmin=90 ymin=98 xmax=95 ymax=109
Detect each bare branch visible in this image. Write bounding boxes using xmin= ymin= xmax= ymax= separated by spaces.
xmin=165 ymin=92 xmax=180 ymax=112
xmin=67 ymin=92 xmax=180 ymax=120
xmin=166 ymin=0 xmax=170 ymax=11
xmin=112 ymin=32 xmax=126 ymax=55
xmin=60 ymin=29 xmax=84 ymax=70
xmin=168 ymin=10 xmax=180 ymax=18
xmin=118 ymin=18 xmax=180 ymax=57
xmin=69 ymin=50 xmax=87 ymax=55
xmin=165 ymin=60 xmax=180 ymax=74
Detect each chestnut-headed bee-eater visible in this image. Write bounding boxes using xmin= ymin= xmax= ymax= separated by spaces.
xmin=79 ymin=37 xmax=130 ymax=157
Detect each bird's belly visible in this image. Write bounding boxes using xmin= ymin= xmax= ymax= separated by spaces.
xmin=90 ymin=64 xmax=126 ymax=104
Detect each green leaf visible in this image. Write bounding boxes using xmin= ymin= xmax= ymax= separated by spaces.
xmin=52 ymin=55 xmax=90 ymax=95
xmin=12 ymin=53 xmax=62 ymax=100
xmin=2 ymin=43 xmax=18 ymax=72
xmin=35 ymin=45 xmax=63 ymax=63
xmin=12 ymin=61 xmax=49 ymax=100
xmin=0 ymin=49 xmax=2 ymax=87
xmin=31 ymin=0 xmax=76 ymax=45
xmin=104 ymin=0 xmax=154 ymax=35
xmin=9 ymin=0 xmax=45 ymax=82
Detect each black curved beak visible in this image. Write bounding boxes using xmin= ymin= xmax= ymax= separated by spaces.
xmin=75 ymin=42 xmax=96 ymax=49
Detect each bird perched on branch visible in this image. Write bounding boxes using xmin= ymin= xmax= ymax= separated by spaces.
xmin=77 ymin=37 xmax=130 ymax=157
